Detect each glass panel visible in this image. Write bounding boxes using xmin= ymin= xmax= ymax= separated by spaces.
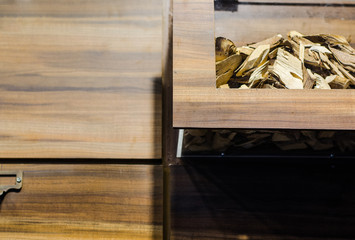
xmin=182 ymin=129 xmax=355 ymax=158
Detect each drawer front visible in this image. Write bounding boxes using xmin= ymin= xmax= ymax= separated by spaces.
xmin=0 ymin=164 xmax=162 ymax=240
xmin=0 ymin=0 xmax=162 ymax=158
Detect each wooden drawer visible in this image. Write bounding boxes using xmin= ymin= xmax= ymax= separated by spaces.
xmin=0 ymin=0 xmax=162 ymax=158
xmin=0 ymin=164 xmax=162 ymax=239
xmin=173 ymin=0 xmax=355 ymax=130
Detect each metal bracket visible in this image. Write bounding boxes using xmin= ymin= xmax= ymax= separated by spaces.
xmin=0 ymin=171 xmax=23 ymax=197
xmin=176 ymin=129 xmax=185 ymax=158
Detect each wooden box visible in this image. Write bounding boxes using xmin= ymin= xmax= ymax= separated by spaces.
xmin=173 ymin=0 xmax=355 ymax=130
xmin=0 ymin=164 xmax=162 ymax=239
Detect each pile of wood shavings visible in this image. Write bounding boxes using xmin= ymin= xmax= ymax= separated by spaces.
xmin=216 ymin=31 xmax=355 ymax=89
xmin=183 ymin=129 xmax=355 ymax=154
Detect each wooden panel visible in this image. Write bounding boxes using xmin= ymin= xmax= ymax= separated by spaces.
xmin=170 ymin=160 xmax=355 ymax=240
xmin=163 ymin=0 xmax=179 ymax=167
xmin=0 ymin=164 xmax=162 ymax=239
xmin=173 ymin=0 xmax=355 ymax=130
xmin=0 ymin=0 xmax=162 ymax=158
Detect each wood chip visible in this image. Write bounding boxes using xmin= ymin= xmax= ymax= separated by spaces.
xmin=272 ymin=132 xmax=293 ymax=142
xmin=329 ymin=46 xmax=355 ymax=72
xmin=302 ymin=64 xmax=315 ymax=89
xmin=248 ymin=61 xmax=269 ymax=87
xmin=219 ymin=84 xmax=230 ymax=89
xmin=325 ymin=75 xmax=350 ymax=89
xmin=216 ymin=54 xmax=243 ymax=76
xmin=271 ymin=48 xmax=303 ymax=89
xmin=276 ymin=142 xmax=308 ymax=151
xmin=216 ymin=69 xmax=234 ymax=88
xmin=235 ymin=44 xmax=270 ymax=77
xmin=314 ymin=73 xmax=331 ymax=89
xmin=237 ymin=46 xmax=254 ymax=56
xmin=238 ymin=84 xmax=249 ymax=89
xmin=248 ymin=34 xmax=284 ymax=49
xmin=215 ymin=37 xmax=237 ymax=62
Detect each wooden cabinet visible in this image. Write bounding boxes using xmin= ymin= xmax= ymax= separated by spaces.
xmin=0 ymin=164 xmax=163 ymax=240
xmin=0 ymin=0 xmax=164 ymax=239
xmin=173 ymin=0 xmax=355 ymax=129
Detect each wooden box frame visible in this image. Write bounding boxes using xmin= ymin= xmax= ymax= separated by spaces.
xmin=173 ymin=0 xmax=355 ymax=130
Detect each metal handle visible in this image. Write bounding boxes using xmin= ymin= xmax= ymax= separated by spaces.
xmin=0 ymin=171 xmax=23 ymax=197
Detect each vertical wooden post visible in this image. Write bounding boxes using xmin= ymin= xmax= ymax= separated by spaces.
xmin=162 ymin=0 xmax=175 ymax=238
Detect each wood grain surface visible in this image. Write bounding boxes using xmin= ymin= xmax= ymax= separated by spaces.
xmin=0 ymin=164 xmax=162 ymax=239
xmin=173 ymin=0 xmax=355 ymax=130
xmin=0 ymin=0 xmax=162 ymax=158
xmin=170 ymin=159 xmax=355 ymax=240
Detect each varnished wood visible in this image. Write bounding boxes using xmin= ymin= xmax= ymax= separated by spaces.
xmin=0 ymin=164 xmax=163 ymax=239
xmin=0 ymin=0 xmax=162 ymax=158
xmin=163 ymin=0 xmax=179 ymax=167
xmin=170 ymin=159 xmax=355 ymax=240
xmin=173 ymin=0 xmax=355 ymax=130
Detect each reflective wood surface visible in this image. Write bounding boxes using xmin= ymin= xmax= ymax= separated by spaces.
xmin=0 ymin=0 xmax=162 ymax=158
